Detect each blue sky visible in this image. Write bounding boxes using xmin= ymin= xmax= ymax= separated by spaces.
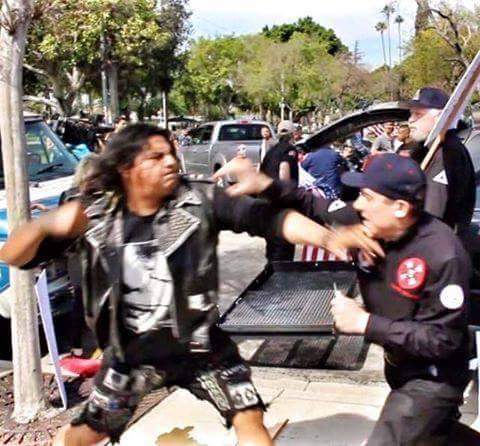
xmin=188 ymin=0 xmax=476 ymax=69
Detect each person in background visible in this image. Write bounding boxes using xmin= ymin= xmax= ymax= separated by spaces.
xmin=114 ymin=115 xmax=128 ymax=133
xmin=178 ymin=128 xmax=192 ymax=147
xmin=341 ymin=139 xmax=363 ymax=172
xmin=301 ymin=145 xmax=344 ymax=199
xmin=394 ymin=123 xmax=412 ymax=151
xmin=372 ymin=122 xmax=395 ymax=154
xmin=259 ymin=126 xmax=276 ymax=163
xmin=293 ymin=123 xmax=303 ymax=142
xmin=403 ymin=87 xmax=475 ymax=240
xmin=260 ymin=120 xmax=299 ymax=261
xmin=260 ymin=120 xmax=299 ymax=185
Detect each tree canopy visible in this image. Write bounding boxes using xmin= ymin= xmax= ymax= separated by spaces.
xmin=24 ymin=0 xmax=189 ymax=116
xmin=21 ymin=2 xmax=480 ymax=121
xmin=262 ymin=17 xmax=347 ymax=55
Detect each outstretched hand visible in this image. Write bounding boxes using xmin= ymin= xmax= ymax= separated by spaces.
xmin=212 ymin=157 xmax=273 ymax=196
xmin=325 ymin=224 xmax=384 ymax=262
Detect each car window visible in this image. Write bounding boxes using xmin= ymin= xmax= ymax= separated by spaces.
xmin=218 ymin=124 xmax=266 ymax=141
xmin=189 ymin=128 xmax=202 ymax=144
xmin=0 ymin=120 xmax=78 ymax=187
xmin=200 ymin=125 xmax=214 ymax=143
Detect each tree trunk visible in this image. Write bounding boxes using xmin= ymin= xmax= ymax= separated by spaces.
xmin=398 ymin=24 xmax=402 ymax=63
xmin=162 ymin=90 xmax=168 ymax=129
xmin=0 ymin=0 xmax=45 ymax=423
xmin=387 ymin=15 xmax=392 ymax=68
xmin=108 ymin=62 xmax=120 ymax=120
xmin=415 ymin=0 xmax=432 ymax=36
xmin=259 ymin=103 xmax=266 ymax=121
xmin=66 ymin=65 xmax=85 ymax=115
xmin=381 ymin=32 xmax=387 ymax=68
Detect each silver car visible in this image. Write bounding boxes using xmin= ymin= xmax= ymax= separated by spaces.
xmin=180 ymin=120 xmax=276 ymax=176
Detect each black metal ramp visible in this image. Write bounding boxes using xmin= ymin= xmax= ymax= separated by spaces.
xmin=219 ymin=261 xmax=358 ymax=335
xmin=248 ymin=336 xmax=368 ymax=370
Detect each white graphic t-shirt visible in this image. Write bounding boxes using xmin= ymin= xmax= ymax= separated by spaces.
xmin=121 ymin=211 xmax=173 ymax=334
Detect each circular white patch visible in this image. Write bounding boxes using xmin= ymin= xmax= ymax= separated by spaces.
xmin=439 ymin=285 xmax=464 ymax=310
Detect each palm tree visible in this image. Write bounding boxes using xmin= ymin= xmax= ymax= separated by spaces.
xmin=375 ymin=22 xmax=388 ymax=68
xmin=395 ymin=15 xmax=405 ymax=63
xmin=382 ymin=3 xmax=395 ymax=68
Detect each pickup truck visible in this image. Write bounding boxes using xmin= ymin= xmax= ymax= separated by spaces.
xmin=179 ymin=120 xmax=276 ymax=176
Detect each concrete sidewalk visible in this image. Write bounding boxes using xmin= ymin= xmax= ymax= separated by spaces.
xmin=119 ymin=372 xmax=390 ymax=446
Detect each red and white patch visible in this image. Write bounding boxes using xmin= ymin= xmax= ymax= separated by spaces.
xmin=397 ymin=257 xmax=427 ymax=291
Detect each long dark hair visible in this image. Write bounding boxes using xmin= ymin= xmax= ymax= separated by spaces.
xmin=81 ymin=124 xmax=176 ymax=195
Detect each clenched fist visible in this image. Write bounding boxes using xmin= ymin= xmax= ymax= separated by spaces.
xmin=38 ymin=200 xmax=88 ymax=239
xmin=331 ymin=293 xmax=370 ymax=335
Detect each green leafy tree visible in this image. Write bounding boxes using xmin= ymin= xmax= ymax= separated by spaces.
xmin=175 ymin=36 xmax=247 ymax=119
xmin=116 ymin=0 xmax=191 ymax=120
xmin=262 ymin=16 xmax=347 ymax=55
xmin=24 ymin=0 xmax=184 ymax=116
xmin=402 ymin=29 xmax=455 ymax=94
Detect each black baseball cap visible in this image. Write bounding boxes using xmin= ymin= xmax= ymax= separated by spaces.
xmin=400 ymin=87 xmax=449 ymax=110
xmin=341 ymin=153 xmax=426 ymax=202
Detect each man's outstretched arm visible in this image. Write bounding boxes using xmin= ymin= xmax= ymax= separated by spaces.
xmin=213 ymin=157 xmax=359 ymax=226
xmin=0 ymin=200 xmax=88 ymax=267
xmin=214 ymin=185 xmax=383 ymax=261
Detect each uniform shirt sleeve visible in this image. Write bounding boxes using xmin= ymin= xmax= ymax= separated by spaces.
xmin=20 ymin=236 xmax=77 ymax=270
xmin=365 ymin=257 xmax=469 ymax=361
xmin=262 ymin=180 xmax=359 ymax=226
xmin=213 ymin=186 xmax=287 ymax=239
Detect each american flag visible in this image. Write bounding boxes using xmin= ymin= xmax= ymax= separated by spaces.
xmin=296 ymin=244 xmax=341 ymax=262
xmin=293 ymin=184 xmax=343 ymax=262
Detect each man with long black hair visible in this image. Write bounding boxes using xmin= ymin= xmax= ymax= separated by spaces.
xmin=0 ymin=124 xmax=381 ymax=445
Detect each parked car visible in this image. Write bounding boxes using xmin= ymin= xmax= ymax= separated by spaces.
xmin=180 ymin=119 xmax=276 ymax=177
xmin=0 ymin=112 xmax=79 ymax=359
xmin=301 ymin=102 xmax=480 ymax=294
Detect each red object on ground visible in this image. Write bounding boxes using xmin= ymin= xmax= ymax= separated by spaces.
xmin=59 ymin=356 xmax=101 ymax=377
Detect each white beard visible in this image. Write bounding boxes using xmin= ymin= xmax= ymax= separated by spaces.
xmin=409 ymin=127 xmax=428 ymax=143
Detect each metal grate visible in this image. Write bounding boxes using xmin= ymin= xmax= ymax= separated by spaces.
xmin=220 ymin=269 xmax=357 ymax=334
xmin=249 ymin=336 xmax=368 ymax=370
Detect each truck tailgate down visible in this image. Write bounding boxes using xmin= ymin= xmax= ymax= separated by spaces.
xmin=219 ymin=261 xmax=358 ymax=335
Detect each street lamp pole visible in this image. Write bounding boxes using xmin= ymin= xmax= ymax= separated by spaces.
xmin=100 ymin=35 xmax=110 ymax=124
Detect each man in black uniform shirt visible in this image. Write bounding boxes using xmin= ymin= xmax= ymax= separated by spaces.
xmin=334 ymin=154 xmax=471 ymax=445
xmin=0 ymin=124 xmax=382 ymax=446
xmin=404 ymin=87 xmax=476 ymax=239
xmin=260 ymin=120 xmax=299 ymax=262
xmin=216 ymin=154 xmax=472 ymax=445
